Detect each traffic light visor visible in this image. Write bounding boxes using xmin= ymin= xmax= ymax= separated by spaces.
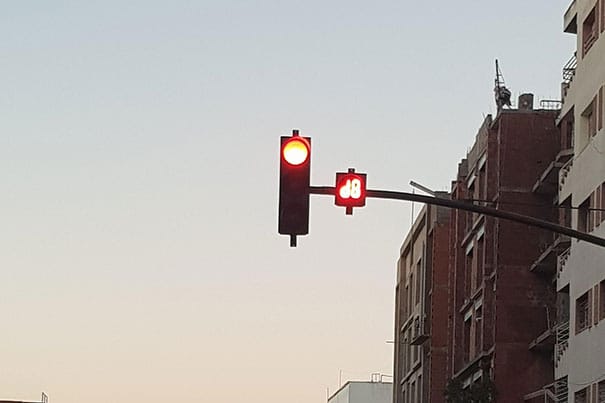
xmin=282 ymin=138 xmax=309 ymax=166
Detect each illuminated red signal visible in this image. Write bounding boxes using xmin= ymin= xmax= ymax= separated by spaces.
xmin=282 ymin=137 xmax=310 ymax=166
xmin=335 ymin=169 xmax=367 ymax=214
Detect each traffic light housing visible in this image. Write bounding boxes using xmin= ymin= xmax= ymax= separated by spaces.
xmin=335 ymin=169 xmax=367 ymax=215
xmin=279 ymin=130 xmax=311 ymax=246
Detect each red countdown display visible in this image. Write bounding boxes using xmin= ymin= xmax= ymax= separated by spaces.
xmin=335 ymin=170 xmax=367 ymax=214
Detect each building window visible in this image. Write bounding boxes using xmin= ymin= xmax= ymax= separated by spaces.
xmin=475 ymin=306 xmax=483 ymax=355
xmin=417 ymin=375 xmax=422 ymax=403
xmin=464 ymin=317 xmax=471 ymax=363
xmin=590 ymin=191 xmax=596 ymax=232
xmin=476 ymin=237 xmax=484 ymax=290
xmin=582 ymin=5 xmax=598 ymax=56
xmin=582 ymin=97 xmax=598 ymax=139
xmin=415 ymin=260 xmax=421 ymax=306
xmin=412 ymin=344 xmax=418 ymax=365
xmin=598 ymin=380 xmax=605 ymax=403
xmin=478 ymin=163 xmax=487 ymax=205
xmin=601 ymin=183 xmax=605 ymax=225
xmin=410 ymin=380 xmax=416 ymax=403
xmin=564 ymin=117 xmax=574 ymax=149
xmin=578 ymin=197 xmax=590 ymax=233
xmin=465 ymin=247 xmax=474 ymax=297
xmin=409 ymin=273 xmax=414 ymax=313
xmin=600 ymin=279 xmax=605 ymax=322
xmin=560 ymin=196 xmax=572 ymax=228
xmin=575 ymin=386 xmax=588 ymax=403
xmin=404 ymin=284 xmax=409 ymax=319
xmin=596 ymin=185 xmax=602 ymax=226
xmin=576 ymin=290 xmax=591 ymax=334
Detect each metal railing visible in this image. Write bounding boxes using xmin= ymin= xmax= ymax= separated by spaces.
xmin=562 ymin=53 xmax=577 ymax=84
xmin=557 ymin=247 xmax=571 ymax=279
xmin=559 ymin=158 xmax=573 ymax=191
xmin=540 ymin=100 xmax=562 ymax=110
xmin=554 ymin=377 xmax=568 ymax=403
xmin=555 ymin=320 xmax=570 ymax=364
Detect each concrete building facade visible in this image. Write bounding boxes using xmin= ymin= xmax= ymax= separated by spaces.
xmin=551 ymin=1 xmax=605 ymax=401
xmin=393 ymin=202 xmax=451 ymax=403
xmin=328 ymin=381 xmax=392 ymax=403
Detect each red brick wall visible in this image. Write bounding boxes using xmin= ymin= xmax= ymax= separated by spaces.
xmin=447 ymin=110 xmax=559 ymax=402
xmin=428 ymin=220 xmax=451 ymax=403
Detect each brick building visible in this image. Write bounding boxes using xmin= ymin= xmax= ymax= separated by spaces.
xmin=393 ymin=201 xmax=450 ymax=403
xmin=447 ymin=97 xmax=561 ymax=402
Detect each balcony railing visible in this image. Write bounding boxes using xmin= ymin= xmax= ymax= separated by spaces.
xmin=562 ymin=53 xmax=577 ymax=84
xmin=554 ymin=376 xmax=568 ymax=403
xmin=555 ymin=320 xmax=570 ymax=365
xmin=540 ymin=100 xmax=562 ymax=110
xmin=559 ymin=158 xmax=573 ymax=191
xmin=523 ymin=382 xmax=556 ymax=402
xmin=557 ymin=247 xmax=571 ymax=279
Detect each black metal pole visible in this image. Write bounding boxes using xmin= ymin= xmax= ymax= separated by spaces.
xmin=309 ymin=186 xmax=605 ymax=248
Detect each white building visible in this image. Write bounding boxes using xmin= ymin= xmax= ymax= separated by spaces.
xmin=328 ymin=381 xmax=392 ymax=403
xmin=555 ymin=0 xmax=605 ymax=401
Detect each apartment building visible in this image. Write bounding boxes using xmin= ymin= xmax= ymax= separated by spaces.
xmin=328 ymin=380 xmax=392 ymax=403
xmin=393 ymin=201 xmax=450 ymax=403
xmin=551 ymin=0 xmax=605 ymax=401
xmin=447 ymin=99 xmax=561 ymax=402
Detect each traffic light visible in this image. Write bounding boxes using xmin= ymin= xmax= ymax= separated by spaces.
xmin=335 ymin=168 xmax=367 ymax=215
xmin=279 ymin=130 xmax=311 ymax=247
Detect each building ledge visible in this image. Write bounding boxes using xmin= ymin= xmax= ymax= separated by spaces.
xmin=452 ymin=348 xmax=494 ymax=381
xmin=461 ymin=214 xmax=485 ymax=247
xmin=555 ymin=148 xmax=573 ymax=164
xmin=410 ymin=333 xmax=429 ymax=346
xmin=529 ymin=235 xmax=571 ymax=274
xmin=531 ymin=149 xmax=573 ymax=195
xmin=563 ymin=0 xmax=577 ymax=34
xmin=532 ymin=160 xmax=564 ymax=195
xmin=523 ymin=383 xmax=556 ymax=402
xmin=528 ymin=327 xmax=555 ymax=351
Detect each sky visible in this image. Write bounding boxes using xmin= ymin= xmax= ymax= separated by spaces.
xmin=1 ymin=1 xmax=575 ymax=402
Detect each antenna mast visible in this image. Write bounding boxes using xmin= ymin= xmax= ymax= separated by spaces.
xmin=494 ymin=59 xmax=512 ymax=111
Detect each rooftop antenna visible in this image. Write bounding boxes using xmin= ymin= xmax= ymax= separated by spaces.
xmin=494 ymin=59 xmax=511 ymax=111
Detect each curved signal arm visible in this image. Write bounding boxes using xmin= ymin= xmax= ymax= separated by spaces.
xmin=309 ymin=186 xmax=605 ymax=248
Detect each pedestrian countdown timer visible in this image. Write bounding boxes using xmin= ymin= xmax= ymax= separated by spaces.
xmin=335 ymin=169 xmax=367 ymax=214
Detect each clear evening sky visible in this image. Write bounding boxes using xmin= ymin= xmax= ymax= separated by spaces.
xmin=1 ymin=1 xmax=573 ymax=402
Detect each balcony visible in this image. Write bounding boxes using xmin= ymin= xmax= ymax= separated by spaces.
xmin=532 ymin=160 xmax=565 ymax=195
xmin=410 ymin=316 xmax=429 ymax=346
xmin=532 ymin=148 xmax=573 ymax=197
xmin=555 ymin=320 xmax=570 ymax=366
xmin=559 ymin=158 xmax=573 ymax=192
xmin=528 ymin=326 xmax=555 ymax=352
xmin=523 ymin=382 xmax=556 ymax=402
xmin=555 ymin=148 xmax=573 ymax=165
xmin=561 ymin=52 xmax=577 ymax=100
xmin=557 ymin=247 xmax=571 ymax=280
xmin=529 ymin=305 xmax=557 ymax=352
xmin=529 ymin=236 xmax=571 ymax=275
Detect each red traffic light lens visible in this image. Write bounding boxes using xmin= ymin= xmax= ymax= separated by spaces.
xmin=282 ymin=138 xmax=309 ymax=166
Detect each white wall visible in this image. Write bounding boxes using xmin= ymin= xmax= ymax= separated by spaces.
xmin=328 ymin=382 xmax=392 ymax=403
